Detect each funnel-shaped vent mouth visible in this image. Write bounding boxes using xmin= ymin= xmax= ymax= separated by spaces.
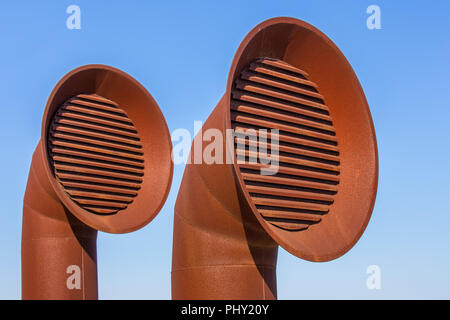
xmin=48 ymin=93 xmax=145 ymax=215
xmin=231 ymin=58 xmax=341 ymax=231
xmin=36 ymin=64 xmax=172 ymax=234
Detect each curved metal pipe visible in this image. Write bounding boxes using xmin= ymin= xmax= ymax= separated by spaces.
xmin=172 ymin=97 xmax=278 ymax=299
xmin=23 ymin=141 xmax=98 ymax=299
xmin=22 ymin=65 xmax=173 ymax=299
xmin=172 ymin=17 xmax=378 ymax=299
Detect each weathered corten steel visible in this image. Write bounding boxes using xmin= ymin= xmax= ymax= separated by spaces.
xmin=172 ymin=17 xmax=378 ymax=299
xmin=23 ymin=65 xmax=173 ymax=299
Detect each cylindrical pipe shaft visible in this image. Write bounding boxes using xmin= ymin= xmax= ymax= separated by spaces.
xmin=172 ymin=99 xmax=278 ymax=299
xmin=172 ymin=214 xmax=278 ymax=299
xmin=22 ymin=143 xmax=98 ymax=300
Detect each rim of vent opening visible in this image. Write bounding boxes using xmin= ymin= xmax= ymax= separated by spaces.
xmin=231 ymin=58 xmax=340 ymax=232
xmin=47 ymin=93 xmax=145 ymax=215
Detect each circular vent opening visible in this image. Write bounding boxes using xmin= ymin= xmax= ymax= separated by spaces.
xmin=47 ymin=93 xmax=144 ymax=215
xmin=231 ymin=58 xmax=340 ymax=231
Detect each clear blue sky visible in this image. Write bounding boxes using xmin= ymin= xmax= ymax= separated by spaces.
xmin=1 ymin=1 xmax=449 ymax=299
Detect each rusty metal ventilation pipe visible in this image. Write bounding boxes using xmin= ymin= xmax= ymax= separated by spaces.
xmin=172 ymin=17 xmax=378 ymax=299
xmin=22 ymin=65 xmax=173 ymax=299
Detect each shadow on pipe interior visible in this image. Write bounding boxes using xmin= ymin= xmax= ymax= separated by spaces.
xmin=22 ymin=65 xmax=173 ymax=299
xmin=172 ymin=17 xmax=378 ymax=299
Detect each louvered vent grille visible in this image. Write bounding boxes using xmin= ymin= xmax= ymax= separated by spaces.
xmin=231 ymin=58 xmax=340 ymax=231
xmin=48 ymin=94 xmax=144 ymax=215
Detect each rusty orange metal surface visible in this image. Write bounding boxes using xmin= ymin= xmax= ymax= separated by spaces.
xmin=22 ymin=65 xmax=173 ymax=299
xmin=172 ymin=17 xmax=378 ymax=299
